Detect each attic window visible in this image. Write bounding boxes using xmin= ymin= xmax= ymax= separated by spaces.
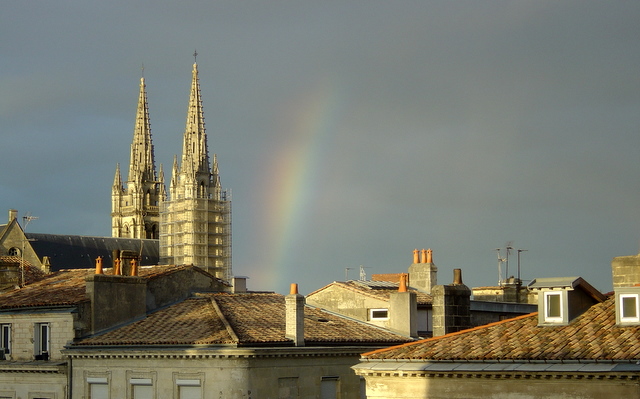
xmin=544 ymin=292 xmax=563 ymax=323
xmin=369 ymin=308 xmax=389 ymax=320
xmin=619 ymin=294 xmax=640 ymax=323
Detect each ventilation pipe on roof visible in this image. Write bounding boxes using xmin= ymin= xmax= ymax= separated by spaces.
xmin=286 ymin=283 xmax=305 ymax=346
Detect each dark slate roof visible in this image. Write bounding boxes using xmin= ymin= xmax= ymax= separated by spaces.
xmin=74 ymin=293 xmax=413 ymax=347
xmin=26 ymin=233 xmax=159 ymax=271
xmin=362 ymin=296 xmax=640 ymax=362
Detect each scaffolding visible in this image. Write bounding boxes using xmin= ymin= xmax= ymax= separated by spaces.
xmin=159 ymin=189 xmax=232 ymax=282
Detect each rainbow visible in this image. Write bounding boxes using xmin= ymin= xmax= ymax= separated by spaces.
xmin=257 ymin=78 xmax=346 ymax=293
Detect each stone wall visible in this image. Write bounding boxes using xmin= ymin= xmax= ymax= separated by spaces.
xmin=1 ymin=311 xmax=76 ymax=361
xmin=611 ymin=253 xmax=640 ymax=288
xmin=306 ymin=285 xmax=389 ymax=327
xmin=68 ymin=348 xmax=370 ymax=399
xmin=360 ymin=373 xmax=640 ymax=399
xmin=432 ymin=282 xmax=471 ymax=337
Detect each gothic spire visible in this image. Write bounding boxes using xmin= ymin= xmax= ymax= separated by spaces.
xmin=113 ymin=163 xmax=123 ymax=190
xmin=180 ymin=62 xmax=210 ymax=177
xmin=128 ymin=77 xmax=156 ymax=183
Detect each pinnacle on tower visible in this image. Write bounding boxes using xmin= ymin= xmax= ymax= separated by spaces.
xmin=128 ymin=77 xmax=156 ymax=183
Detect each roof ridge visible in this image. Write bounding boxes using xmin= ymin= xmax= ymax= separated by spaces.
xmin=209 ymin=296 xmax=239 ymax=343
xmin=362 ymin=311 xmax=539 ymax=358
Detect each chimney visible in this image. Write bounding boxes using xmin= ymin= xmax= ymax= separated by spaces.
xmin=398 ymin=273 xmax=408 ymax=292
xmin=8 ymin=209 xmax=17 ymax=223
xmin=85 ymin=273 xmax=146 ymax=334
xmin=432 ymin=268 xmax=471 ymax=336
xmin=285 ymin=283 xmax=305 ymax=346
xmin=130 ymin=258 xmax=138 ymax=276
xmin=95 ymin=257 xmax=104 ymax=274
xmin=612 ymin=253 xmax=640 ymax=288
xmin=389 ymin=276 xmax=418 ymax=337
xmin=232 ymin=276 xmax=248 ymax=293
xmin=408 ymin=248 xmax=437 ymax=294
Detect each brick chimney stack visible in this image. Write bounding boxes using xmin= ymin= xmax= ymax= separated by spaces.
xmin=285 ymin=283 xmax=305 ymax=346
xmin=408 ymin=248 xmax=437 ymax=294
xmin=432 ymin=268 xmax=471 ymax=336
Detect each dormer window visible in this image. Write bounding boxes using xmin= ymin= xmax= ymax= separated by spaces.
xmin=615 ymin=289 xmax=640 ymax=325
xmin=544 ymin=291 xmax=563 ymax=323
xmin=620 ymin=294 xmax=639 ymax=322
xmin=529 ymin=277 xmax=605 ymax=327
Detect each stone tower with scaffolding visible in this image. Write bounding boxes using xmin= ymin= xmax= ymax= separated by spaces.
xmin=112 ymin=76 xmax=165 ymax=239
xmin=159 ymin=61 xmax=232 ymax=281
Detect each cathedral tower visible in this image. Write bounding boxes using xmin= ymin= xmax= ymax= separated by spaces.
xmin=112 ymin=76 xmax=165 ymax=239
xmin=159 ymin=61 xmax=232 ymax=281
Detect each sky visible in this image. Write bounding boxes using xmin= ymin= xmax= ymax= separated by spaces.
xmin=2 ymin=1 xmax=640 ymax=295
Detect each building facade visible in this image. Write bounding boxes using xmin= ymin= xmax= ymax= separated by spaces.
xmin=112 ymin=77 xmax=165 ymax=239
xmin=353 ymin=258 xmax=640 ymax=399
xmin=159 ymin=62 xmax=231 ymax=281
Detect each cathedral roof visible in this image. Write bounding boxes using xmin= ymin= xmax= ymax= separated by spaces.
xmin=25 ymin=233 xmax=159 ymax=271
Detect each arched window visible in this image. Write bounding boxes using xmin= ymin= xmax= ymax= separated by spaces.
xmin=7 ymin=247 xmax=20 ymax=256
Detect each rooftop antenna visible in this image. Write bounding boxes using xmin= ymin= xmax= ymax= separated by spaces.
xmin=359 ymin=265 xmax=370 ymax=281
xmin=495 ymin=249 xmax=506 ymax=286
xmin=345 ymin=267 xmax=353 ymax=281
xmin=21 ymin=213 xmax=38 ymax=287
xmin=517 ymin=249 xmax=528 ymax=282
xmin=505 ymin=241 xmax=513 ymax=281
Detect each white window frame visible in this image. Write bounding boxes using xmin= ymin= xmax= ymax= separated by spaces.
xmin=543 ymin=291 xmax=563 ymax=323
xmin=87 ymin=377 xmax=109 ymax=399
xmin=369 ymin=308 xmax=389 ymax=321
xmin=173 ymin=372 xmax=204 ymax=399
xmin=0 ymin=324 xmax=11 ymax=356
xmin=130 ymin=378 xmax=153 ymax=399
xmin=619 ymin=293 xmax=640 ymax=323
xmin=34 ymin=322 xmax=50 ymax=359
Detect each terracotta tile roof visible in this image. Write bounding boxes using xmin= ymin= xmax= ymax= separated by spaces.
xmin=0 ymin=256 xmax=47 ymax=285
xmin=0 ymin=269 xmax=91 ymax=309
xmin=75 ymin=293 xmax=411 ymax=347
xmin=308 ymin=281 xmax=432 ymax=305
xmin=0 ymin=265 xmax=204 ymax=310
xmin=363 ymin=297 xmax=640 ymax=361
xmin=77 ymin=296 xmax=234 ymax=346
